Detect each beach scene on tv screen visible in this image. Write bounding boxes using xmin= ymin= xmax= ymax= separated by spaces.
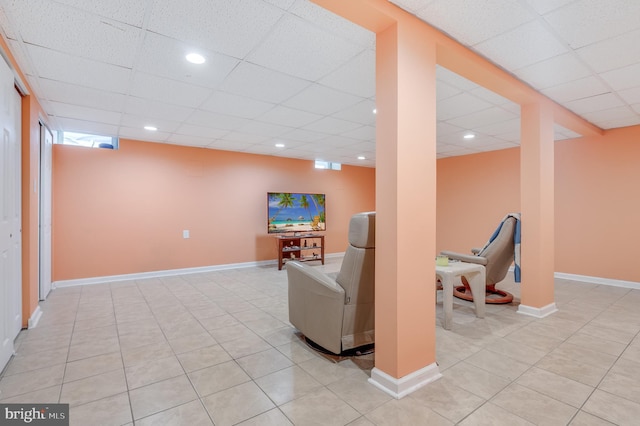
xmin=268 ymin=192 xmax=325 ymax=233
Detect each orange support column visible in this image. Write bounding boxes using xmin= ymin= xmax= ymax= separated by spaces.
xmin=518 ymin=102 xmax=557 ymax=317
xmin=312 ymin=0 xmax=440 ymax=398
xmin=369 ymin=20 xmax=440 ymax=398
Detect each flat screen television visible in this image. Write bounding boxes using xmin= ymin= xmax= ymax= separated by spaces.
xmin=268 ymin=192 xmax=326 ymax=234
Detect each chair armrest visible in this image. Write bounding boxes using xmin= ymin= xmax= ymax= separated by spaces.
xmin=286 ymin=261 xmax=345 ymax=354
xmin=440 ymin=251 xmax=488 ymax=266
xmin=286 ymin=261 xmax=345 ymax=300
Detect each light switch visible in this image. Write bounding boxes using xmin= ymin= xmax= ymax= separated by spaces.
xmin=183 ymin=230 xmax=190 ymax=239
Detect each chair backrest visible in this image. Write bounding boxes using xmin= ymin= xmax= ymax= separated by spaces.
xmin=478 ymin=216 xmax=516 ymax=285
xmin=336 ymin=212 xmax=375 ymax=306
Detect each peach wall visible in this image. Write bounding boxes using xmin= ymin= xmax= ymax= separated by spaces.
xmin=436 ymin=125 xmax=640 ymax=283
xmin=52 ymin=139 xmax=375 ymax=281
xmin=436 ymin=147 xmax=520 ymax=253
xmin=555 ymin=126 xmax=640 ymax=282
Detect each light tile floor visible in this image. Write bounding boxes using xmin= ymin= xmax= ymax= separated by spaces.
xmin=2 ymin=258 xmax=640 ymax=425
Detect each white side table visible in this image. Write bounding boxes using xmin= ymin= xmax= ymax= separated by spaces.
xmin=436 ymin=261 xmax=486 ymax=330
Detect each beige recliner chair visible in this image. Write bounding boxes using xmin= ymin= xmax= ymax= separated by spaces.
xmin=441 ymin=215 xmax=517 ymax=304
xmin=287 ymin=212 xmax=375 ymax=355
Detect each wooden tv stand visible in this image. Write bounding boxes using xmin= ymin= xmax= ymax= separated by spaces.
xmin=276 ymin=234 xmax=324 ymax=270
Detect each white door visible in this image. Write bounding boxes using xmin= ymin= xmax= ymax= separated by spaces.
xmin=40 ymin=124 xmax=52 ymax=300
xmin=0 ymin=57 xmax=22 ymax=371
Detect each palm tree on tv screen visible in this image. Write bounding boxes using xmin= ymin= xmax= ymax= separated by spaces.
xmin=269 ymin=193 xmax=295 ymax=223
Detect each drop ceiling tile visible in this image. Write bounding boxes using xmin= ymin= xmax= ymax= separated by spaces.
xmin=582 ymin=106 xmax=638 ymax=123
xmin=262 ymin=0 xmax=296 ymax=10
xmin=618 ymin=86 xmax=640 ymax=104
xmin=303 ymin=117 xmax=362 ymax=135
xmin=341 ymin=125 xmax=375 ymax=141
xmin=54 ymin=0 xmax=147 ymax=27
xmin=319 ymin=49 xmax=375 ymax=98
xmin=136 ymin=32 xmax=239 ymax=89
xmin=565 ymin=93 xmax=624 ymax=115
xmin=118 ymin=126 xmax=170 ymax=143
xmin=56 ymin=117 xmax=119 ymax=136
xmin=436 ymin=81 xmax=463 ymax=101
xmin=147 ymin=0 xmax=283 ymax=59
xmin=165 ymin=134 xmax=212 ymax=147
xmin=468 ymin=87 xmax=513 ymax=106
xmin=544 ymin=0 xmax=640 ymax=49
xmin=474 ymin=118 xmax=521 ymax=137
xmin=599 ymin=63 xmax=640 ymax=91
xmin=280 ymin=128 xmax=328 ymax=142
xmin=220 ymin=61 xmax=310 ymax=103
xmin=208 ymin=139 xmax=258 ymax=152
xmin=446 ymin=107 xmax=518 ymax=129
xmin=119 ymin=115 xmax=181 ymax=133
xmin=436 ymin=122 xmax=465 ymax=136
xmin=523 ymin=0 xmax=575 ymax=15
xmin=474 ymin=20 xmax=568 ymax=70
xmin=541 ymin=76 xmax=610 ymax=103
xmin=26 ymin=45 xmax=131 ymax=94
xmin=514 ymin=53 xmax=592 ymax=90
xmin=124 ymin=97 xmax=195 ymax=122
xmin=596 ymin=115 xmax=640 ymax=129
xmin=37 ymin=78 xmax=126 ymax=113
xmin=220 ymin=131 xmax=270 ymax=144
xmin=200 ymin=92 xmax=275 ymax=118
xmin=236 ymin=121 xmax=292 ymax=137
xmin=283 ymin=84 xmax=363 ymax=116
xmin=257 ymin=106 xmax=322 ymax=128
xmin=576 ymin=29 xmax=640 ymax=74
xmin=415 ymin=0 xmax=535 ymax=45
xmin=49 ymin=101 xmax=121 ymax=125
xmin=129 ymin=72 xmax=212 ymax=108
xmin=248 ymin=14 xmax=365 ymax=81
xmin=173 ymin=124 xmax=229 ymax=139
xmin=287 ymin=0 xmax=375 ymax=49
xmin=186 ymin=110 xmax=250 ymax=131
xmin=331 ymin=100 xmax=377 ymax=125
xmin=437 ymin=93 xmax=492 ymax=121
xmin=13 ymin=0 xmax=140 ymax=67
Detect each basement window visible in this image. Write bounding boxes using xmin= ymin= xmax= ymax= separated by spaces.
xmin=315 ymin=160 xmax=341 ymax=170
xmin=60 ymin=131 xmax=119 ymax=149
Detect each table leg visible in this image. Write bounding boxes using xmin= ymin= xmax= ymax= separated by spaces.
xmin=437 ymin=273 xmax=453 ymax=330
xmin=466 ymin=269 xmax=486 ymax=319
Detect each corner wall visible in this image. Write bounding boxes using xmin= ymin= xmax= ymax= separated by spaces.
xmin=52 ymin=139 xmax=375 ymax=281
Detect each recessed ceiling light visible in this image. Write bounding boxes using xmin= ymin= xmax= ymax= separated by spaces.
xmin=275 ymin=143 xmax=285 ymax=148
xmin=144 ymin=125 xmax=157 ymax=131
xmin=372 ymin=108 xmax=377 ymax=114
xmin=186 ymin=53 xmax=205 ymax=64
xmin=357 ymin=156 xmax=366 ymax=160
xmin=463 ymin=133 xmax=475 ymax=139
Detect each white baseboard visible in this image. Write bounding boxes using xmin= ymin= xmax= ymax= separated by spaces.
xmin=517 ymin=302 xmax=558 ymax=318
xmin=28 ymin=306 xmax=43 ymax=329
xmin=368 ymin=363 xmax=442 ymax=399
xmin=53 ymin=259 xmax=278 ymax=288
xmin=53 ymin=253 xmax=345 ymax=288
xmin=555 ymin=272 xmax=640 ymax=290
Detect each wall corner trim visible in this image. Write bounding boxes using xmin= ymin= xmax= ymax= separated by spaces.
xmin=368 ymin=363 xmax=442 ymax=399
xmin=28 ymin=306 xmax=42 ymax=329
xmin=517 ymin=302 xmax=558 ymax=318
